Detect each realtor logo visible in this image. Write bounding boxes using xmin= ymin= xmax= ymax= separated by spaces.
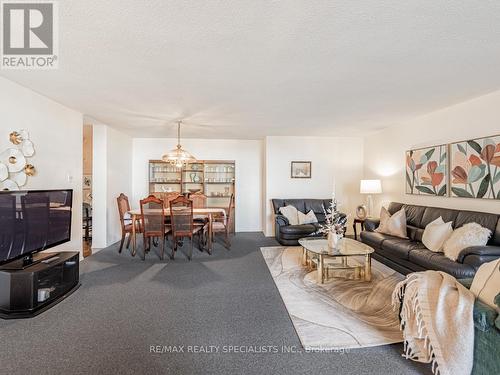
xmin=1 ymin=1 xmax=58 ymax=69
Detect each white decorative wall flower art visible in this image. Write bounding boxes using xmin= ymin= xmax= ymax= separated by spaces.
xmin=0 ymin=148 xmax=26 ymax=172
xmin=0 ymin=129 xmax=36 ymax=191
xmin=0 ymin=179 xmax=19 ymax=191
xmin=0 ymin=162 xmax=8 ymax=181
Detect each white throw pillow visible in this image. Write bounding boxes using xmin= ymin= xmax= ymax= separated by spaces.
xmin=442 ymin=222 xmax=492 ymax=261
xmin=279 ymin=205 xmax=299 ymax=225
xmin=375 ymin=207 xmax=408 ymax=239
xmin=422 ymin=217 xmax=453 ymax=252
xmin=298 ymin=210 xmax=318 ymax=225
xmin=470 ymin=258 xmax=500 ymax=310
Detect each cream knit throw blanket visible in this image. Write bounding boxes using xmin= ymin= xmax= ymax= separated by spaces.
xmin=392 ymin=271 xmax=475 ymax=375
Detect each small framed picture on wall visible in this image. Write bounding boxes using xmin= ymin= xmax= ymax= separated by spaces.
xmin=291 ymin=161 xmax=311 ymax=179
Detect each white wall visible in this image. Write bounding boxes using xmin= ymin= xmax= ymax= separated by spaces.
xmin=364 ymin=89 xmax=500 ymax=214
xmin=106 ymin=126 xmax=133 ymax=245
xmin=92 ymin=124 xmax=107 ymax=249
xmin=264 ymin=136 xmax=364 ymax=236
xmin=132 ymin=138 xmax=263 ymax=232
xmin=0 ymin=77 xmax=83 ymax=255
xmin=92 ymin=123 xmax=133 ymax=249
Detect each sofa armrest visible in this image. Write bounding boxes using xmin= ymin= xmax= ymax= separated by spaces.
xmin=457 ymin=245 xmax=500 ymax=263
xmin=275 ymin=214 xmax=289 ymax=227
xmin=363 ymin=218 xmax=380 ymax=232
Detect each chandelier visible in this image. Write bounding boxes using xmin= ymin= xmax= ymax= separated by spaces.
xmin=162 ymin=120 xmax=197 ymax=168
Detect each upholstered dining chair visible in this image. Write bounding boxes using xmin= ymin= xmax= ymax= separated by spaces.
xmin=117 ymin=193 xmax=142 ymax=254
xmin=140 ymin=195 xmax=170 ymax=260
xmin=169 ymin=195 xmax=205 ymax=261
xmin=211 ymin=194 xmax=234 ymax=249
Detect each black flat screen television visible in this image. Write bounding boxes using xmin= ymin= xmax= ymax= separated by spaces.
xmin=0 ymin=189 xmax=73 ymax=265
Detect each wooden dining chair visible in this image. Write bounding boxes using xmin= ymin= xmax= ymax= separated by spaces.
xmin=211 ymin=194 xmax=234 ymax=249
xmin=189 ymin=192 xmax=210 ymax=229
xmin=117 ymin=193 xmax=142 ymax=254
xmin=189 ymin=192 xmax=207 ymax=208
xmin=140 ymin=195 xmax=170 ymax=260
xmin=163 ymin=191 xmax=182 ymax=209
xmin=169 ymin=196 xmax=205 ymax=261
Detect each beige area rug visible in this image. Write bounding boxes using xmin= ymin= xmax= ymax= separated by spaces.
xmin=261 ymin=246 xmax=404 ymax=350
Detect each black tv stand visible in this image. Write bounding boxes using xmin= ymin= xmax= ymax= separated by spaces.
xmin=0 ymin=252 xmax=57 ymax=270
xmin=0 ymin=252 xmax=80 ymax=319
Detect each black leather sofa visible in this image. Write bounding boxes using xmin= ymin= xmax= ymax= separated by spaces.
xmin=272 ymin=199 xmax=346 ymax=246
xmin=360 ymin=202 xmax=500 ymax=278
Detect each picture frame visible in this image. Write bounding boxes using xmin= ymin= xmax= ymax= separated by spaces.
xmin=83 ymin=174 xmax=92 ymax=188
xmin=449 ymin=134 xmax=500 ymax=200
xmin=405 ymin=144 xmax=448 ymax=196
xmin=291 ymin=161 xmax=311 ymax=179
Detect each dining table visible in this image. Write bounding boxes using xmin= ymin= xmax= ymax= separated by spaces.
xmin=126 ymin=207 xmax=227 ymax=256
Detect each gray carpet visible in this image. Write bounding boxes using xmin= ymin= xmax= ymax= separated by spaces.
xmin=0 ymin=233 xmax=431 ymax=375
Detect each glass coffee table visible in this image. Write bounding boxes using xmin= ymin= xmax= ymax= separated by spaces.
xmin=298 ymin=237 xmax=374 ymax=283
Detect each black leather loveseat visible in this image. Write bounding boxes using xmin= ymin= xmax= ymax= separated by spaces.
xmin=272 ymin=199 xmax=346 ymax=246
xmin=360 ymin=202 xmax=500 ymax=278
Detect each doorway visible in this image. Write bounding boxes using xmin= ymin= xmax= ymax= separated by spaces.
xmin=82 ymin=124 xmax=93 ymax=257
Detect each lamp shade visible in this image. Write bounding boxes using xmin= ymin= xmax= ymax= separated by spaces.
xmin=360 ymin=179 xmax=382 ymax=194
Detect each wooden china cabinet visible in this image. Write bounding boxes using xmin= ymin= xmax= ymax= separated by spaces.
xmin=148 ymin=160 xmax=235 ymax=232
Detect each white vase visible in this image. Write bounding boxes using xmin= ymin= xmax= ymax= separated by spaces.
xmin=327 ymin=231 xmax=338 ymax=248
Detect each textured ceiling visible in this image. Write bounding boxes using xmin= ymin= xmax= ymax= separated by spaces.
xmin=1 ymin=0 xmax=500 ymax=139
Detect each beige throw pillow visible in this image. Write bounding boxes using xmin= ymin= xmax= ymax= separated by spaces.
xmin=375 ymin=207 xmax=408 ymax=238
xmin=443 ymin=222 xmax=491 ymax=261
xmin=470 ymin=258 xmax=500 ymax=310
xmin=298 ymin=210 xmax=318 ymax=225
xmin=279 ymin=205 xmax=299 ymax=225
xmin=422 ymin=217 xmax=453 ymax=252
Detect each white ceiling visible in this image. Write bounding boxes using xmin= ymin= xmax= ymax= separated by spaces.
xmin=2 ymin=0 xmax=500 ymax=139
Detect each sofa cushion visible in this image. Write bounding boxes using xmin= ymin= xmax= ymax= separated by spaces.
xmin=376 ymin=207 xmax=408 ymax=238
xmin=422 ymin=217 xmax=453 ymax=252
xmin=443 ymin=223 xmax=492 ymax=261
xmin=280 ymin=224 xmax=318 ymax=236
xmin=359 ymin=231 xmax=393 ymax=248
xmin=407 ymin=225 xmax=424 ymax=242
xmin=279 ymin=205 xmax=299 ymax=225
xmin=298 ymin=210 xmax=318 ymax=225
xmin=409 ymin=249 xmax=476 ymax=278
xmin=387 ymin=202 xmax=404 ymax=215
xmin=402 ymin=204 xmax=426 ymax=227
xmin=455 ymin=211 xmax=498 ymax=240
xmin=304 ymin=199 xmax=330 ymax=214
xmin=470 ymin=259 xmax=500 ymax=309
xmin=421 ymin=207 xmax=458 ymax=228
xmin=272 ymin=199 xmax=306 ymax=214
xmin=380 ymin=238 xmax=426 ymax=260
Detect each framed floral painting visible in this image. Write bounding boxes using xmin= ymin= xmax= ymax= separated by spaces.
xmin=406 ymin=144 xmax=447 ymax=196
xmin=450 ymin=135 xmax=500 ymax=199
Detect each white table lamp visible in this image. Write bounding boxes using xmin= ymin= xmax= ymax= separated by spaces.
xmin=360 ymin=179 xmax=382 ymax=217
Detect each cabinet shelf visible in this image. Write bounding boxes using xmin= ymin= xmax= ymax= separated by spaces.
xmin=150 ymin=181 xmax=181 ymax=184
